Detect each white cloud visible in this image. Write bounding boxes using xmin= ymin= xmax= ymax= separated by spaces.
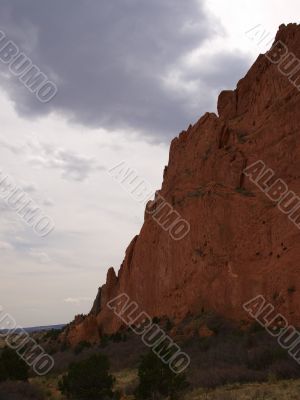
xmin=64 ymin=297 xmax=92 ymax=304
xmin=27 ymin=142 xmax=105 ymax=182
xmin=27 ymin=249 xmax=51 ymax=264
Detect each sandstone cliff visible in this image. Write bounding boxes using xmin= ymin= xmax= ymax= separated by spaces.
xmin=64 ymin=24 xmax=300 ymax=345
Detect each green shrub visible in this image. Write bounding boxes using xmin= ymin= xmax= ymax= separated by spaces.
xmin=288 ymin=286 xmax=296 ymax=294
xmin=0 ymin=347 xmax=29 ymax=382
xmin=135 ymin=350 xmax=188 ymax=399
xmin=165 ymin=319 xmax=173 ymax=331
xmin=59 ymin=354 xmax=116 ymax=399
xmin=188 ymin=187 xmax=205 ymax=198
xmin=235 ymin=187 xmax=255 ymax=197
xmin=44 ymin=328 xmax=63 ymax=341
xmin=60 ymin=341 xmax=70 ymax=352
xmin=113 ymin=332 xmax=128 ymax=342
xmin=73 ymin=340 xmax=91 ymax=355
xmin=100 ymin=335 xmax=109 ymax=348
xmin=237 ymin=132 xmax=248 ymax=144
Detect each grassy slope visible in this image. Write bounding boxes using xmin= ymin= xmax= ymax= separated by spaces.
xmin=31 ymin=370 xmax=300 ymax=400
xmin=184 ymin=379 xmax=300 ymax=400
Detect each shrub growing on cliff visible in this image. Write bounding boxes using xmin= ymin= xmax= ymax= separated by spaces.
xmin=58 ymin=354 xmax=116 ymax=399
xmin=73 ymin=340 xmax=91 ymax=355
xmin=44 ymin=327 xmax=64 ymax=341
xmin=135 ymin=350 xmax=188 ymax=400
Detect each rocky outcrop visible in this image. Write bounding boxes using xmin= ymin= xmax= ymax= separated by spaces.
xmin=64 ymin=24 xmax=300 ymax=345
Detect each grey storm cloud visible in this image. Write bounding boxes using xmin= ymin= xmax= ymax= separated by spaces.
xmin=28 ymin=142 xmax=104 ymax=181
xmin=0 ymin=0 xmax=252 ymax=140
xmin=0 ymin=137 xmax=102 ymax=182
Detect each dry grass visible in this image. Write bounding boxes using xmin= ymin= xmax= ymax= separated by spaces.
xmin=16 ymin=373 xmax=300 ymax=400
xmin=114 ymin=368 xmax=138 ymax=397
xmin=184 ymin=379 xmax=300 ymax=400
xmin=30 ymin=368 xmax=138 ymax=399
xmin=0 ymin=338 xmax=7 ymax=349
xmin=30 ymin=375 xmax=66 ymax=400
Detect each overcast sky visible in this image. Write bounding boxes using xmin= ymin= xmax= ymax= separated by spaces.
xmin=0 ymin=0 xmax=299 ymax=328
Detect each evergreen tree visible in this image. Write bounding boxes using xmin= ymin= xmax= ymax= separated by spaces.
xmin=136 ymin=350 xmax=188 ymax=399
xmin=0 ymin=347 xmax=29 ymax=382
xmin=59 ymin=354 xmax=116 ymax=399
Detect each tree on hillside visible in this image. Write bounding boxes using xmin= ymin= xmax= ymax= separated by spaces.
xmin=135 ymin=350 xmax=188 ymax=400
xmin=0 ymin=347 xmax=29 ymax=382
xmin=59 ymin=353 xmax=117 ymax=399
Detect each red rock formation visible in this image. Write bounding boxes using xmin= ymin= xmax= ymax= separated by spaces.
xmin=65 ymin=24 xmax=300 ymax=345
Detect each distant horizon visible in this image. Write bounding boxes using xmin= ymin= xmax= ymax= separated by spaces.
xmin=0 ymin=323 xmax=67 ymax=333
xmin=22 ymin=323 xmax=67 ymax=330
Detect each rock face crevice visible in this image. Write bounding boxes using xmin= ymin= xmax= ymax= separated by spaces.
xmin=64 ymin=24 xmax=300 ymax=345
